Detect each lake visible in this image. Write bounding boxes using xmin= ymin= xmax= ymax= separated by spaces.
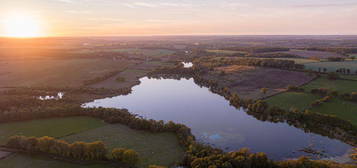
xmin=83 ymin=77 xmax=353 ymax=161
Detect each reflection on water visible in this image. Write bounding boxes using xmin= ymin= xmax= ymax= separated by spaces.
xmin=182 ymin=62 xmax=193 ymax=68
xmin=83 ymin=77 xmax=352 ymax=160
xmin=39 ymin=92 xmax=64 ymax=100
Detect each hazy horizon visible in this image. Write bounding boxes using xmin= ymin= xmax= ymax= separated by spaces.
xmin=1 ymin=0 xmax=357 ymax=37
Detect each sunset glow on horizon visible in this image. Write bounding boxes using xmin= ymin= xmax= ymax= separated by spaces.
xmin=2 ymin=12 xmax=44 ymax=38
xmin=1 ymin=0 xmax=357 ymax=37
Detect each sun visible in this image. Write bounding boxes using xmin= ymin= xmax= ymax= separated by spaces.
xmin=2 ymin=13 xmax=43 ymax=38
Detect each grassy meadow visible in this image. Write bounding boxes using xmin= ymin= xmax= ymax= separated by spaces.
xmin=63 ymin=124 xmax=184 ymax=168
xmin=73 ymin=48 xmax=175 ymax=58
xmin=0 ymin=58 xmax=131 ymax=87
xmin=304 ymin=61 xmax=357 ymax=73
xmin=301 ymin=77 xmax=357 ymax=94
xmin=0 ymin=117 xmax=184 ymax=168
xmin=310 ymin=98 xmax=357 ymax=126
xmin=0 ymin=154 xmax=116 ymax=168
xmin=267 ymin=76 xmax=357 ymax=126
xmin=266 ymin=92 xmax=319 ymax=111
xmin=0 ymin=117 xmax=105 ymax=144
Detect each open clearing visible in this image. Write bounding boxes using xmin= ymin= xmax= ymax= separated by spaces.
xmin=63 ymin=124 xmax=184 ymax=168
xmin=0 ymin=58 xmax=131 ymax=87
xmin=0 ymin=117 xmax=184 ymax=168
xmin=310 ymin=98 xmax=357 ymax=126
xmin=266 ymin=92 xmax=319 ymax=111
xmin=0 ymin=154 xmax=115 ymax=168
xmin=90 ymin=61 xmax=174 ymax=89
xmin=280 ymin=49 xmax=345 ymax=59
xmin=0 ymin=117 xmax=106 ymax=144
xmin=267 ymin=92 xmax=357 ymax=126
xmin=205 ymin=67 xmax=315 ymax=99
xmin=302 ymin=77 xmax=357 ymax=94
xmin=73 ymin=48 xmax=175 ymax=58
xmin=304 ymin=61 xmax=357 ymax=74
xmin=267 ymin=77 xmax=357 ymax=126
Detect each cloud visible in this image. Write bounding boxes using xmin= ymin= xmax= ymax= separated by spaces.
xmin=66 ymin=10 xmax=91 ymax=14
xmin=123 ymin=2 xmax=192 ymax=8
xmin=55 ymin=0 xmax=74 ymax=3
xmin=293 ymin=2 xmax=357 ymax=8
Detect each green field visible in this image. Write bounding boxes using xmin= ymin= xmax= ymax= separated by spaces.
xmin=63 ymin=124 xmax=184 ymax=168
xmin=0 ymin=117 xmax=184 ymax=168
xmin=310 ymin=98 xmax=357 ymax=126
xmin=304 ymin=60 xmax=357 ymax=73
xmin=266 ymin=92 xmax=319 ymax=111
xmin=0 ymin=117 xmax=106 ymax=144
xmin=340 ymin=75 xmax=357 ymax=81
xmin=301 ymin=77 xmax=357 ymax=94
xmin=0 ymin=58 xmax=130 ymax=87
xmin=267 ymin=77 xmax=357 ymax=126
xmin=1 ymin=154 xmax=115 ymax=168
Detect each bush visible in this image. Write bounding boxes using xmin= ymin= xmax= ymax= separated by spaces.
xmin=112 ymin=148 xmax=139 ymax=165
xmin=287 ymin=85 xmax=304 ymax=92
xmin=6 ymin=136 xmax=107 ymax=161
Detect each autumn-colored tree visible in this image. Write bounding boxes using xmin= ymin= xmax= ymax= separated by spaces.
xmin=351 ymin=148 xmax=357 ymax=164
xmin=260 ymin=88 xmax=268 ymax=94
xmin=112 ymin=148 xmax=139 ymax=165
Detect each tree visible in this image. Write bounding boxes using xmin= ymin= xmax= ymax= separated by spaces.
xmin=261 ymin=88 xmax=268 ymax=95
xmin=351 ymin=148 xmax=357 ymax=164
xmin=112 ymin=148 xmax=139 ymax=165
xmin=122 ymin=149 xmax=139 ymax=165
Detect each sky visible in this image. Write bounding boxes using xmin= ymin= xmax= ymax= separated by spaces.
xmin=0 ymin=0 xmax=357 ymax=36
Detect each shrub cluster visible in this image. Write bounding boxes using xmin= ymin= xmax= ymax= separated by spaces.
xmin=311 ymin=96 xmax=332 ymax=107
xmin=310 ymin=88 xmax=338 ymax=97
xmin=327 ymin=57 xmax=345 ymax=62
xmin=6 ymin=136 xmax=107 ymax=161
xmin=287 ymin=85 xmax=305 ymax=92
xmin=342 ymin=92 xmax=357 ymax=102
xmin=194 ymin=57 xmax=304 ymax=70
xmin=112 ymin=148 xmax=139 ymax=165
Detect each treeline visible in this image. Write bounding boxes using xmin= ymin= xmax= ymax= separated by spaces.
xmin=1 ymin=81 xmax=356 ymax=167
xmin=221 ymin=47 xmax=290 ymax=53
xmin=6 ymin=136 xmax=139 ymax=165
xmin=194 ymin=57 xmax=304 ymax=70
xmin=247 ymin=101 xmax=357 ymax=146
xmin=0 ymin=101 xmax=356 ymax=167
xmin=327 ymin=57 xmax=345 ymax=62
xmin=7 ymin=136 xmax=107 ymax=161
xmin=0 ymin=87 xmax=132 ymax=111
xmin=305 ymin=47 xmax=357 ymax=54
xmin=247 ymin=52 xmax=300 ymax=58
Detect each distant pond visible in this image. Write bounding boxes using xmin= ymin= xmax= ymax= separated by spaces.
xmin=83 ymin=77 xmax=353 ymax=161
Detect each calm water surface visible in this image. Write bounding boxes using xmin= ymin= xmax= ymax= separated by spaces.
xmin=84 ymin=77 xmax=352 ymax=160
